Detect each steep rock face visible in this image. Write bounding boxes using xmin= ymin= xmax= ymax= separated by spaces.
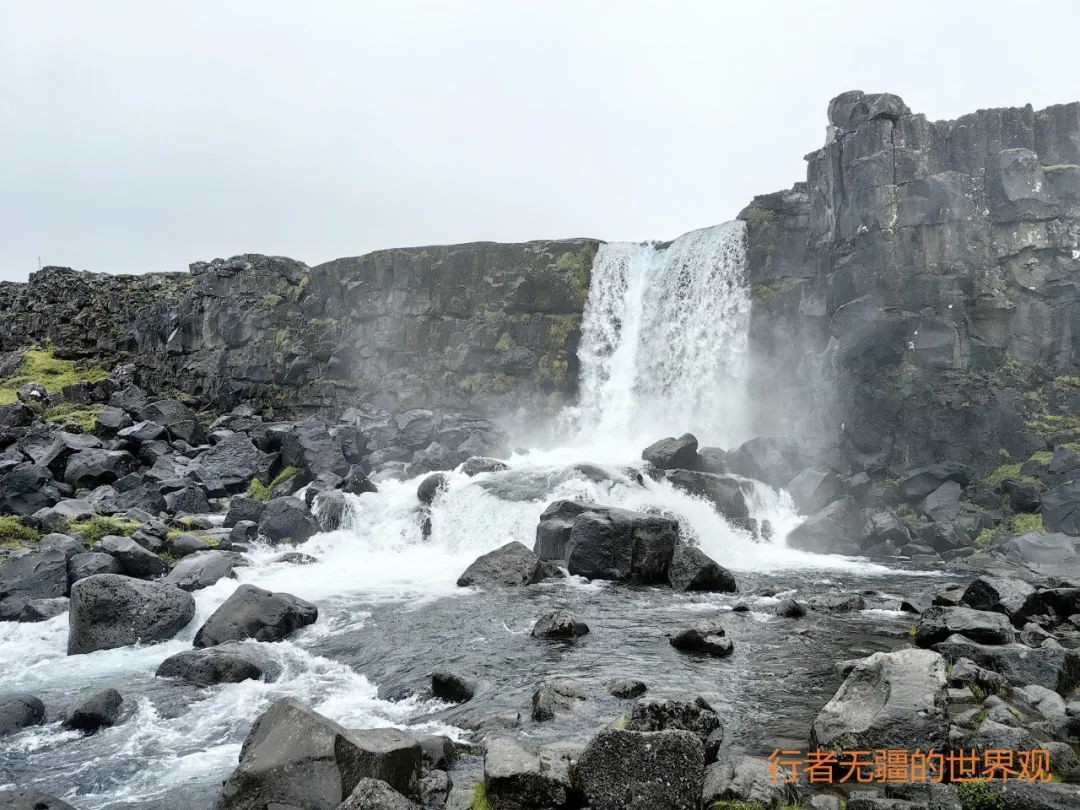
xmin=0 ymin=241 xmax=598 ymax=418
xmin=743 ymin=91 xmax=1080 ymax=473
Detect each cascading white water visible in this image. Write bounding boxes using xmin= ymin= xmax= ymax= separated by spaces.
xmin=567 ymin=221 xmax=751 ymax=448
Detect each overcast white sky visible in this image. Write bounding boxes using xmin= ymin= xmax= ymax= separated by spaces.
xmin=1 ymin=1 xmax=1078 ymax=281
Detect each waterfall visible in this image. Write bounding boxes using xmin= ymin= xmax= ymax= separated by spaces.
xmin=566 ymin=221 xmax=751 ymax=448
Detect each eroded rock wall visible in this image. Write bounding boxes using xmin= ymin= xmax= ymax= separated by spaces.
xmin=743 ymin=91 xmax=1080 ymax=474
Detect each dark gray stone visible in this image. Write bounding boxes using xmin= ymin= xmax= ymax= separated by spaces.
xmin=194 ymin=583 xmax=317 ymax=647
xmin=641 ymin=433 xmax=699 ymax=470
xmin=431 ymin=672 xmax=476 ymax=703
xmin=787 ymin=497 xmax=869 ymax=555
xmin=68 ymin=574 xmax=195 ymax=654
xmin=63 ymin=449 xmax=138 ymax=489
xmin=188 ymin=433 xmax=273 ymax=493
xmin=0 ymin=790 xmax=76 ymax=809
xmin=915 ymin=605 xmax=1016 ymax=647
xmin=576 ymin=728 xmax=705 ymax=810
xmin=63 ymin=688 xmax=123 ymax=733
xmin=67 ymin=551 xmax=121 ymax=584
xmin=93 ymin=535 xmax=168 ymax=579
xmin=663 ymin=469 xmax=750 ymax=520
xmin=626 ymin=696 xmax=723 ymax=760
xmin=1043 ymin=481 xmax=1080 ymax=535
xmin=531 ymin=610 xmax=589 ymax=640
xmin=456 ymin=541 xmax=541 ymax=587
xmin=163 ymin=550 xmax=235 ymax=591
xmin=670 ymin=620 xmax=734 ymax=657
xmin=156 ymin=642 xmax=280 ymax=686
xmin=0 ymin=463 xmax=59 ymax=515
xmin=482 ymin=737 xmax=570 ymax=809
xmin=224 ymin=495 xmax=265 ymax=528
xmin=668 ymin=543 xmax=736 ymax=592
xmin=0 ymin=693 xmax=44 ymax=736
xmin=932 ymin=634 xmax=1080 ymax=693
xmin=257 ymin=496 xmax=319 ymax=545
xmin=0 ymin=549 xmax=69 ymax=620
xmin=338 ymin=778 xmax=418 ymax=810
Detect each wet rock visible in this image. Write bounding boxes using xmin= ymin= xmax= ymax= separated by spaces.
xmin=456 ymin=541 xmax=541 ymax=587
xmin=169 ymin=534 xmax=210 ymax=558
xmin=961 ymin=576 xmax=1036 ymax=620
xmin=531 ymin=610 xmax=589 ymax=640
xmin=531 ymin=679 xmax=588 ymax=721
xmin=786 ymin=466 xmax=844 ymax=515
xmin=810 ymin=593 xmax=867 ymax=612
xmin=346 ymin=728 xmax=423 ymax=798
xmin=458 ymin=456 xmax=508 ymax=476
xmin=63 ymin=688 xmax=123 ymax=733
xmin=224 ymin=495 xmax=265 ymax=527
xmin=0 ymin=548 xmax=69 ymax=620
xmin=663 ymin=469 xmax=750 ymax=520
xmin=703 ymin=752 xmax=798 ymax=809
xmin=915 ymin=606 xmax=1016 ymax=647
xmin=948 ymin=657 xmax=1010 ymax=696
xmin=670 ymin=620 xmax=734 ymax=657
xmin=0 ymin=790 xmax=76 ymax=809
xmin=418 ymin=770 xmax=451 ymax=809
xmin=431 ymin=672 xmax=476 ymax=703
xmin=932 ymin=634 xmax=1080 ymax=693
xmin=0 ymin=693 xmax=44 ymax=736
xmin=565 ymin=507 xmax=679 ymax=583
xmin=641 ymin=433 xmax=699 ymax=470
xmin=67 ymin=551 xmax=121 ymax=585
xmin=606 ymin=679 xmax=647 ymax=698
xmin=164 ymin=485 xmax=211 ymax=515
xmin=483 ymin=737 xmax=569 ymax=809
xmin=418 ymin=735 xmax=458 ymax=771
xmin=194 ymin=583 xmax=317 ymax=647
xmin=216 ymin=698 xmax=418 ymax=810
xmin=533 ymin=499 xmax=594 ymax=559
xmin=16 ymin=596 xmax=68 ymax=622
xmin=230 ymin=520 xmax=258 ymax=545
xmin=257 ymin=496 xmax=319 ymax=545
xmin=576 ymin=728 xmax=705 ymax=810
xmin=626 ymin=696 xmax=723 ymax=760
xmin=810 ymin=649 xmax=948 ymax=751
xmin=775 ymin=597 xmax=807 ymax=618
xmin=92 ymin=535 xmax=168 ymax=579
xmin=163 ymin=550 xmax=235 ymax=591
xmin=668 ymin=543 xmax=736 ymax=592
xmin=788 ymin=497 xmax=869 ymax=555
xmin=312 ymin=489 xmax=351 ymax=532
xmin=68 ymin=574 xmax=195 ymax=654
xmin=416 ymin=472 xmax=447 ymax=507
xmin=157 ymin=642 xmax=280 ymax=686
xmin=338 ymin=778 xmax=419 ymax=810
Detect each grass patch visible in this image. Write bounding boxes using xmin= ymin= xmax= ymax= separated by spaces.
xmin=974 ymin=527 xmax=999 ymax=549
xmin=986 ymin=462 xmax=1022 ymax=487
xmin=611 ymin=713 xmax=630 ymax=730
xmin=956 ymin=779 xmax=1005 ymax=810
xmin=495 ymin=332 xmax=515 ymax=352
xmin=0 ymin=516 xmax=41 ymax=549
xmin=69 ymin=515 xmax=141 ymax=546
xmin=471 ymin=783 xmax=493 ymax=810
xmin=907 ymin=623 xmax=919 ymax=637
xmin=44 ymin=403 xmax=103 ymax=432
xmin=245 ymin=467 xmax=298 ymax=502
xmin=0 ymin=348 xmax=108 ymax=404
xmin=1011 ymin=513 xmax=1045 ymax=534
xmin=270 ymin=467 xmax=298 ymax=488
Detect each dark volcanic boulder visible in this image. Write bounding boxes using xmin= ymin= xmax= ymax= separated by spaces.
xmin=224 ymin=495 xmax=265 ymax=528
xmin=257 ymin=496 xmax=320 ymax=545
xmin=576 ymin=728 xmax=705 ymax=810
xmin=63 ymin=688 xmax=123 ymax=733
xmin=641 ymin=433 xmax=699 ymax=470
xmin=565 ymin=507 xmax=679 ymax=583
xmin=93 ymin=535 xmax=168 ymax=579
xmin=63 ymin=449 xmax=138 ymax=489
xmin=670 ymin=620 xmax=734 ymax=657
xmin=914 ymin=606 xmax=1016 ymax=647
xmin=188 ymin=433 xmax=273 ymax=493
xmin=810 ymin=649 xmax=948 ymax=751
xmin=456 ymin=541 xmax=541 ymax=587
xmin=67 ymin=551 xmax=121 ymax=584
xmin=1042 ymin=481 xmax=1080 ymax=535
xmin=163 ymin=550 xmax=235 ymax=591
xmin=626 ymin=696 xmax=723 ymax=760
xmin=702 ymin=753 xmax=798 ymax=809
xmin=431 ymin=672 xmax=476 ymax=703
xmin=668 ymin=544 xmax=736 ymax=592
xmin=0 ymin=549 xmax=69 ymax=620
xmin=726 ymin=437 xmax=802 ymax=489
xmin=482 ymin=737 xmax=570 ymax=810
xmin=961 ymin=575 xmax=1036 ymax=619
xmin=157 ymin=642 xmax=281 ymax=686
xmin=338 ymin=778 xmax=419 ymax=810
xmin=194 ymin=584 xmax=317 ymax=647
xmin=416 ymin=472 xmax=447 ymax=507
xmin=531 ymin=609 xmax=589 ymax=639
xmin=932 ymin=634 xmax=1080 ymax=693
xmin=215 ymin=698 xmax=420 ymax=810
xmin=664 ymin=470 xmax=750 ymax=520
xmin=898 ymin=462 xmax=969 ymax=503
xmin=281 ymin=422 xmax=349 ymax=478
xmin=0 ymin=791 xmax=75 ymax=810
xmin=164 ymin=484 xmax=211 ymax=515
xmin=786 ymin=497 xmax=869 ymax=555
xmin=68 ymin=574 xmax=195 ymax=654
xmin=0 ymin=463 xmax=60 ymax=515
xmin=786 ymin=466 xmax=844 ymax=514
xmin=345 ymin=728 xmax=422 ymax=798
xmin=0 ymin=693 xmax=44 ymax=736
xmin=140 ymin=399 xmax=205 ymax=445
xmin=534 ymin=499 xmax=595 ymax=559
xmin=459 ymin=456 xmax=508 ymax=476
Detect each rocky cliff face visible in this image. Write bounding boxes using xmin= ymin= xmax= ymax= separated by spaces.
xmin=743 ymin=91 xmax=1080 ymax=474
xmin=0 ymin=240 xmax=597 ymax=418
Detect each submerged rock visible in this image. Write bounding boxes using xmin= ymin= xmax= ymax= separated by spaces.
xmin=531 ymin=610 xmax=590 ymax=640
xmin=669 ymin=620 xmax=734 ymax=657
xmin=431 ymin=672 xmax=476 ymax=703
xmin=0 ymin=693 xmax=44 ymax=736
xmin=63 ymin=688 xmax=123 ymax=733
xmin=157 ymin=642 xmax=281 ymax=686
xmin=667 ymin=543 xmax=736 ymax=592
xmin=456 ymin=541 xmax=541 ymax=587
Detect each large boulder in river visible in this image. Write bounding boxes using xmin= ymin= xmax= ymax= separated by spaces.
xmin=456 ymin=541 xmax=541 ymax=587
xmin=810 ymin=648 xmax=948 ymax=751
xmin=194 ymin=584 xmax=317 ymax=647
xmin=163 ymin=550 xmax=236 ymax=591
xmin=786 ymin=497 xmax=869 ymax=555
xmin=0 ymin=693 xmax=44 ymax=736
xmin=577 ymin=728 xmax=705 ymax=810
xmin=216 ymin=698 xmax=420 ymax=810
xmin=257 ymin=496 xmax=320 ymax=544
xmin=641 ymin=434 xmax=699 ymax=470
xmin=670 ymin=620 xmax=734 ymax=657
xmin=663 ymin=470 xmax=750 ymax=520
xmin=785 ymin=467 xmax=843 ymax=515
xmin=914 ymin=605 xmax=1016 ymax=647
xmin=0 ymin=548 xmax=69 ymax=620
xmin=63 ymin=688 xmax=123 ymax=733
xmin=157 ymin=642 xmax=281 ymax=686
xmin=68 ymin=574 xmax=195 ymax=654
xmin=536 ymin=504 xmax=679 ymax=583
xmin=668 ymin=544 xmax=736 ymax=592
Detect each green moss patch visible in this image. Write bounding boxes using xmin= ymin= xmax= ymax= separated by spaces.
xmin=69 ymin=515 xmax=141 ymax=546
xmin=44 ymin=403 xmax=103 ymax=432
xmin=0 ymin=348 xmax=108 ymax=404
xmin=0 ymin=516 xmax=41 ymax=549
